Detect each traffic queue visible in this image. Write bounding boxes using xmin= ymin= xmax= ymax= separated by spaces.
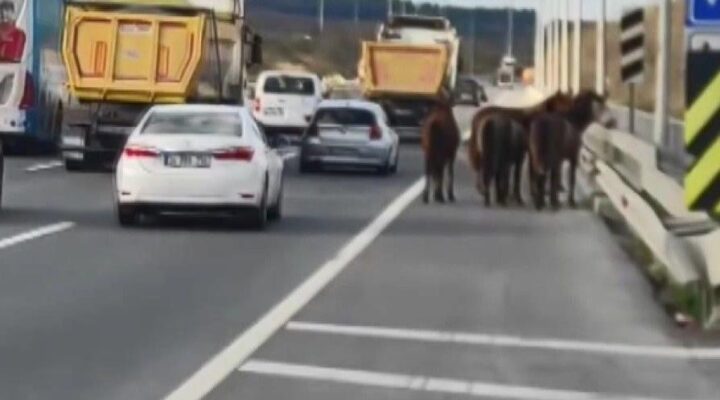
xmin=0 ymin=6 xmax=462 ymax=230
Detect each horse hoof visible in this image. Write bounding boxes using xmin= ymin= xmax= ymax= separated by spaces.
xmin=568 ymin=200 xmax=577 ymax=208
xmin=448 ymin=194 xmax=456 ymax=203
xmin=422 ymin=193 xmax=430 ymax=204
xmin=435 ymin=197 xmax=446 ymax=204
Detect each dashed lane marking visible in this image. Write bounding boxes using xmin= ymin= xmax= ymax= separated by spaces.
xmin=25 ymin=161 xmax=63 ymax=173
xmin=239 ymin=359 xmax=686 ymax=400
xmin=0 ymin=222 xmax=76 ymax=251
xmin=286 ymin=321 xmax=720 ymax=360
xmin=163 ymin=177 xmax=425 ymax=400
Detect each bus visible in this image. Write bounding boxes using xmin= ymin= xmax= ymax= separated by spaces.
xmin=0 ymin=0 xmax=64 ymax=209
xmin=0 ymin=0 xmax=65 ymax=151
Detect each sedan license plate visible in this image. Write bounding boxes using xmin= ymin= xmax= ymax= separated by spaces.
xmin=264 ymin=107 xmax=284 ymax=117
xmin=164 ymin=153 xmax=211 ymax=168
xmin=330 ymin=147 xmax=356 ymax=157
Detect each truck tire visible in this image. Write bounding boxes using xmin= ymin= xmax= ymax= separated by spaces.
xmin=248 ymin=182 xmax=268 ymax=231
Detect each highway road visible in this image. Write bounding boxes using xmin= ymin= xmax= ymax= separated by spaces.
xmin=0 ymin=99 xmax=718 ymax=400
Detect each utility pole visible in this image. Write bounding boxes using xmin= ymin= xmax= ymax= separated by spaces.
xmin=354 ymin=0 xmax=359 ymax=25
xmin=507 ymin=7 xmax=514 ymax=57
xmin=536 ymin=1 xmax=545 ymax=90
xmin=596 ymin=0 xmax=606 ymax=94
xmin=318 ymin=0 xmax=324 ymax=33
xmin=560 ymin=0 xmax=570 ymax=92
xmin=653 ymin=0 xmax=671 ymax=145
xmin=470 ymin=8 xmax=476 ymax=75
xmin=553 ymin=0 xmax=561 ymax=91
xmin=572 ymin=0 xmax=582 ymax=94
xmin=388 ymin=0 xmax=393 ymax=19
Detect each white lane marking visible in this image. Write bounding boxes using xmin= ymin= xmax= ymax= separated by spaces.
xmin=164 ymin=177 xmax=425 ymax=400
xmin=0 ymin=222 xmax=76 ymax=251
xmin=286 ymin=321 xmax=720 ymax=360
xmin=239 ymin=359 xmax=677 ymax=400
xmin=281 ymin=152 xmax=299 ymax=161
xmin=25 ymin=161 xmax=63 ymax=172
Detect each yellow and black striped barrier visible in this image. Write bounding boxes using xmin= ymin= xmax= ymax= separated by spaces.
xmin=685 ymin=34 xmax=720 ymax=215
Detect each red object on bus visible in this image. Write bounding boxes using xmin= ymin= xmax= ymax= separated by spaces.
xmin=0 ymin=22 xmax=25 ymax=63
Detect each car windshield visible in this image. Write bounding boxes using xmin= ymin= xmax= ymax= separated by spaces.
xmin=141 ymin=111 xmax=243 ymax=136
xmin=314 ymin=108 xmax=376 ymax=126
xmin=263 ymin=76 xmax=315 ymax=95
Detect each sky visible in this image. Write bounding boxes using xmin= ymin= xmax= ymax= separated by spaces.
xmin=413 ymin=0 xmax=656 ymax=20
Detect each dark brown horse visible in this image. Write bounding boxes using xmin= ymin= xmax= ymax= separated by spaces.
xmin=467 ymin=92 xmax=572 ymax=206
xmin=421 ymin=98 xmax=460 ymax=204
xmin=527 ymin=90 xmax=609 ymax=209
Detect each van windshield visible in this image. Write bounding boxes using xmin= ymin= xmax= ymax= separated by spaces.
xmin=263 ymin=76 xmax=315 ymax=95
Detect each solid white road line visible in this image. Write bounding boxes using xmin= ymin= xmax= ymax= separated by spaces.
xmin=286 ymin=321 xmax=720 ymax=360
xmin=239 ymin=359 xmax=678 ymax=400
xmin=0 ymin=222 xmax=76 ymax=251
xmin=25 ymin=161 xmax=63 ymax=172
xmin=164 ymin=177 xmax=425 ymax=400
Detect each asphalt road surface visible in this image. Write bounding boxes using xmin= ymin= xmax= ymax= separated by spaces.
xmin=1 ymin=95 xmax=718 ymax=400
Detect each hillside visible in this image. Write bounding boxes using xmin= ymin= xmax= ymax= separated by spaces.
xmin=246 ymin=2 xmax=536 ymax=78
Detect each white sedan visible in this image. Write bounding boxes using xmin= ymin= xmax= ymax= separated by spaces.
xmin=115 ymin=105 xmax=284 ymax=229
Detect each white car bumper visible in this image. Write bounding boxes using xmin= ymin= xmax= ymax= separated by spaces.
xmin=116 ymin=163 xmax=265 ymax=208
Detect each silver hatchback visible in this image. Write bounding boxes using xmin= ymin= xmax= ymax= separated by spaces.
xmin=299 ymin=100 xmax=400 ymax=174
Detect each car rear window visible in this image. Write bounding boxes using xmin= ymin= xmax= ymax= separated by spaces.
xmin=314 ymin=108 xmax=376 ymax=126
xmin=263 ymin=76 xmax=315 ymax=95
xmin=141 ymin=112 xmax=243 ymax=136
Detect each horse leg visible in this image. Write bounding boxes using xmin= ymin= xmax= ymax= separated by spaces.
xmin=422 ymin=158 xmax=431 ymax=204
xmin=447 ymin=158 xmax=456 ymax=203
xmin=433 ymin=164 xmax=445 ymax=203
xmin=550 ymin=164 xmax=561 ymax=210
xmin=483 ymin=167 xmax=493 ymax=207
xmin=568 ymin=156 xmax=578 ymax=208
xmin=497 ymin=164 xmax=510 ymax=206
xmin=513 ymin=153 xmax=525 ymax=205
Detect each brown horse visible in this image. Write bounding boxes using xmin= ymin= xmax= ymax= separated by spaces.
xmin=527 ymin=90 xmax=609 ymax=209
xmin=467 ymin=92 xmax=572 ymax=206
xmin=421 ymin=98 xmax=460 ymax=204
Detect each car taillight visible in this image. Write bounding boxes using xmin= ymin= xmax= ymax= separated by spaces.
xmin=0 ymin=24 xmax=26 ymax=63
xmin=123 ymin=146 xmax=159 ymax=158
xmin=213 ymin=147 xmax=254 ymax=161
xmin=19 ymin=72 xmax=34 ymax=110
xmin=369 ymin=125 xmax=382 ymax=140
xmin=253 ymin=98 xmax=261 ymax=113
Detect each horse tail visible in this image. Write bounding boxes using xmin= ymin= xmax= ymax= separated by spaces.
xmin=468 ymin=115 xmax=486 ymax=171
xmin=482 ymin=117 xmax=500 ymax=175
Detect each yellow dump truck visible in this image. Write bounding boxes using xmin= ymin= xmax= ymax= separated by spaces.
xmin=60 ymin=0 xmax=262 ymax=170
xmin=358 ymin=15 xmax=459 ymax=138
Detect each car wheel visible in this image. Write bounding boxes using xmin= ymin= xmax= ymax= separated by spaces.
xmin=299 ymin=159 xmax=316 ymax=174
xmin=117 ymin=204 xmax=138 ymax=227
xmin=268 ymin=179 xmax=283 ymax=221
xmin=249 ymin=182 xmax=268 ymax=230
xmin=389 ymin=148 xmax=399 ymax=174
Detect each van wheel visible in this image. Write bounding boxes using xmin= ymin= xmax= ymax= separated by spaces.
xmin=117 ymin=204 xmax=138 ymax=227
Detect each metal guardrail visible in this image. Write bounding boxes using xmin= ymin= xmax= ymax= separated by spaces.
xmin=607 ymin=104 xmax=692 ymax=183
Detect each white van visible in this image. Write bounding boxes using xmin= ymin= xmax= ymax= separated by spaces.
xmin=252 ymin=71 xmax=323 ymax=135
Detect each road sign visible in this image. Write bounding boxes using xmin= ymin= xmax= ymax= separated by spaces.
xmin=620 ymin=8 xmax=645 ymax=83
xmin=689 ymin=0 xmax=720 ymax=26
xmin=685 ymin=32 xmax=720 ymax=214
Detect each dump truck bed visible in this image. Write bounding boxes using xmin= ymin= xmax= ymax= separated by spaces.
xmin=62 ymin=5 xmax=206 ymax=103
xmin=358 ymin=42 xmax=448 ymax=99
